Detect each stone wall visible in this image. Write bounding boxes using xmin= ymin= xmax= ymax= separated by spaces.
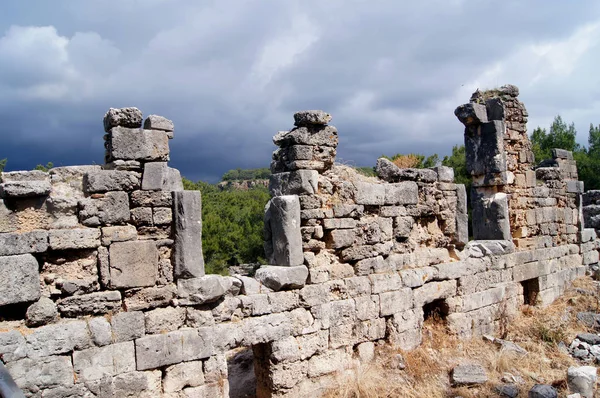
xmin=0 ymin=88 xmax=594 ymax=398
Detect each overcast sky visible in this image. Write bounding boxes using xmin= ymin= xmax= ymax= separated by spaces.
xmin=1 ymin=1 xmax=600 ymax=182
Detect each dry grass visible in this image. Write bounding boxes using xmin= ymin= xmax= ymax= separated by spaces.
xmin=324 ymin=277 xmax=600 ymax=398
xmin=392 ymin=155 xmax=422 ymax=169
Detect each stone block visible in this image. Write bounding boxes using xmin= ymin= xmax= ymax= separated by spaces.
xmin=434 ymin=166 xmax=454 ymax=182
xmin=131 ymin=190 xmax=173 ymax=207
xmin=103 ymin=107 xmax=142 ymax=132
xmin=172 ymin=190 xmax=204 ymax=279
xmin=130 ymin=206 xmax=153 ymax=225
xmin=163 ymin=361 xmax=205 ymax=393
xmin=109 ymin=241 xmax=158 ymax=288
xmin=255 ymin=265 xmax=308 ymax=291
xmin=135 ymin=328 xmax=215 ymax=370
xmin=177 ymin=275 xmax=232 ymax=304
xmin=145 ymin=307 xmax=186 ymax=334
xmin=101 ymin=224 xmax=137 ymax=245
xmin=57 ymin=291 xmax=122 ymax=317
xmin=552 ymin=148 xmax=573 ymax=160
xmin=107 ymin=126 xmax=170 ymax=161
xmin=370 ymin=272 xmax=402 ymax=294
xmin=264 ymin=195 xmax=303 ymax=266
xmin=327 ymin=229 xmax=356 ymax=249
xmin=529 ymin=384 xmax=558 ymax=398
xmin=73 ymin=341 xmax=136 ymax=383
xmin=454 ymin=103 xmax=488 ymax=126
xmin=104 ymin=159 xmax=142 ymax=171
xmin=472 ymin=190 xmax=511 ymax=240
xmin=273 ymin=125 xmax=338 ymax=147
xmin=293 ymin=110 xmax=332 ymax=126
xmin=24 ymin=320 xmax=92 ymax=358
xmin=25 ymin=297 xmax=58 ymax=326
xmin=123 ymin=285 xmax=177 ymax=311
xmin=242 ymin=313 xmax=291 ymax=345
xmin=79 ymin=191 xmax=130 ymax=226
xmin=153 ymin=207 xmax=172 ymax=225
xmin=111 ymin=311 xmax=145 ymax=342
xmin=0 ymin=254 xmax=40 ymax=306
xmin=455 ymin=184 xmax=469 ymax=247
xmin=400 ymin=267 xmax=436 ymax=288
xmin=144 ymin=114 xmax=174 ymax=132
xmin=567 ymin=366 xmax=596 ymax=398
xmin=464 ymin=120 xmax=506 ymax=176
xmin=7 ymin=356 xmax=74 ymax=393
xmin=269 ymin=170 xmax=318 ymax=196
xmin=354 ymin=181 xmax=386 ymax=205
xmin=0 ymin=330 xmax=27 ymax=362
xmin=380 ymin=288 xmax=413 ymax=316
xmin=567 ymin=180 xmax=584 ymax=194
xmin=48 ymin=228 xmax=100 ymax=250
xmin=141 ymin=162 xmax=183 ymax=191
xmin=83 ymin=170 xmax=141 ymax=193
xmin=384 ymin=182 xmax=419 ymax=205
xmin=88 ymin=317 xmax=112 ymax=346
xmin=413 ymin=280 xmax=457 ymax=307
xmin=451 ymin=364 xmax=488 ymax=385
xmin=375 ymin=158 xmax=437 ymax=183
xmin=0 ymin=230 xmax=48 ymax=256
xmin=0 ymin=181 xmax=51 ymax=198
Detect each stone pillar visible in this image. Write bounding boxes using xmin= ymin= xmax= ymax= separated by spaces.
xmin=172 ymin=191 xmax=205 ymax=278
xmin=266 ymin=110 xmax=338 ymax=264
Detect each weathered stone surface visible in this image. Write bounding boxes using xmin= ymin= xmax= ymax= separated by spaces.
xmin=435 ymin=166 xmax=454 ymax=182
xmin=1 ymin=170 xmax=49 ymax=182
xmin=57 ymin=291 xmax=122 ymax=317
xmin=385 ymin=182 xmax=419 ymax=205
xmin=567 ymin=366 xmax=596 ymax=398
xmin=0 ymin=330 xmax=27 ymax=362
xmin=451 ymin=363 xmax=488 ymax=385
xmin=464 ymin=120 xmax=506 ymax=176
xmin=135 ymin=328 xmax=214 ymax=370
xmin=242 ymin=313 xmax=291 ymax=345
xmin=529 ymin=384 xmax=558 ymax=398
xmin=536 ymin=167 xmax=561 ymax=181
xmin=0 ymin=230 xmax=48 ymax=256
xmin=255 ymin=265 xmax=308 ymax=291
xmin=269 ymin=170 xmax=318 ymax=196
xmin=354 ymin=182 xmax=386 ymax=205
xmin=293 ymin=110 xmax=332 ymax=126
xmin=123 ymin=285 xmax=176 ymax=311
xmin=0 ymin=180 xmax=52 ymax=198
xmin=472 ymin=191 xmax=511 ymax=240
xmin=88 ymin=317 xmax=112 ymax=346
xmin=25 ymin=297 xmax=58 ymax=326
xmin=7 ymin=356 xmax=74 ymax=393
xmin=163 ymin=361 xmax=205 ymax=392
xmin=576 ymin=333 xmax=600 ymax=346
xmin=73 ymin=342 xmax=136 ymax=383
xmin=172 ymin=190 xmax=204 ymax=278
xmin=83 ymin=170 xmax=141 ymax=193
xmin=145 ymin=307 xmax=186 ymax=334
xmin=142 ymin=162 xmax=183 ymax=191
xmin=103 ymin=107 xmax=143 ymax=132
xmin=78 ymin=191 xmax=130 ymax=226
xmin=553 ymin=148 xmax=573 ymax=160
xmin=49 ymin=228 xmax=101 ymax=250
xmin=109 ymin=241 xmax=158 ymax=288
xmin=375 ymin=158 xmax=437 ymax=183
xmin=455 ymin=184 xmax=469 ymax=247
xmin=0 ymin=254 xmax=40 ymax=306
xmin=177 ymin=275 xmax=233 ymax=304
xmin=101 ymin=224 xmax=137 ymax=246
xmin=264 ymin=195 xmax=303 ymax=266
xmin=104 ymin=159 xmax=142 ymax=171
xmin=274 ymin=125 xmax=338 ymax=147
xmin=131 ymin=190 xmax=172 ymax=207
xmin=111 ymin=311 xmax=145 ymax=342
xmin=24 ymin=320 xmax=92 ymax=358
xmin=144 ymin=114 xmax=174 ymax=132
xmin=107 ymin=126 xmax=170 ymax=161
xmin=413 ymin=280 xmax=457 ymax=307
xmin=455 ymin=103 xmax=489 ymax=126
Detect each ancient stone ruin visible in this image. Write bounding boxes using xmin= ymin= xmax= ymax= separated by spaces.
xmin=0 ymin=86 xmax=599 ymax=397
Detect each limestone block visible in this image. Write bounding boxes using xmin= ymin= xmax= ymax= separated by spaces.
xmin=241 ymin=313 xmax=291 ymax=345
xmin=48 ymin=228 xmax=100 ymax=250
xmin=354 ymin=181 xmax=386 ymax=205
xmin=293 ymin=110 xmax=332 ymax=126
xmin=355 ymin=295 xmax=380 ymax=320
xmin=145 ymin=307 xmax=186 ymax=334
xmin=104 ymin=159 xmax=142 ymax=171
xmin=87 ymin=370 xmax=162 ymax=397
xmin=0 ymin=254 xmax=40 ymax=305
xmin=130 ymin=206 xmax=153 ymax=225
xmin=111 ymin=311 xmax=145 ymax=342
xmin=384 ymin=182 xmax=419 ymax=205
xmin=451 ymin=364 xmax=488 ymax=385
xmin=163 ymin=361 xmax=205 ymax=393
xmin=413 ymin=280 xmax=457 ymax=308
xmin=172 ymin=190 xmax=204 ymax=279
xmin=454 ymin=103 xmax=488 ymax=126
xmin=78 ymin=191 xmax=130 ymax=226
xmin=0 ymin=180 xmax=51 ymax=198
xmin=177 ymin=275 xmax=232 ymax=305
xmin=400 ymin=267 xmax=436 ymax=288
xmin=101 ymin=224 xmax=137 ymax=246
xmin=273 ymin=125 xmax=338 ymax=147
xmin=144 ymin=114 xmax=174 ymax=132
xmin=103 ymin=107 xmax=142 ymax=131
xmin=57 ymin=291 xmax=122 ymax=317
xmin=83 ymin=170 xmax=141 ymax=193
xmin=269 ymin=170 xmax=318 ymax=196
xmin=254 ymin=265 xmax=308 ymax=291
xmin=25 ymin=297 xmax=58 ymax=326
xmin=107 ymin=126 xmax=170 ymax=161
xmin=327 ymin=229 xmax=356 ymax=249
xmin=153 ymin=207 xmax=172 ymax=225
xmin=380 ymin=288 xmax=414 ymax=316
xmin=264 ymin=195 xmax=303 ymax=266
xmin=375 ymin=158 xmax=438 ymax=183
xmin=123 ymin=285 xmax=176 ymax=311
xmin=582 ymin=229 xmax=597 ymax=243
xmin=529 ymin=384 xmax=558 ymax=398
xmin=369 ymin=272 xmax=402 ymax=294
xmin=109 ymin=241 xmax=158 ymax=288
xmin=0 ymin=330 xmax=27 ymax=362
xmin=566 ymin=180 xmax=584 ymax=194
xmin=306 ymin=349 xmax=348 ymax=378
xmin=472 ymin=190 xmax=511 ymax=240
xmin=88 ymin=317 xmax=112 ymax=346
xmin=536 ymin=167 xmax=561 ymax=181
xmin=435 ymin=166 xmax=455 ymax=182
xmin=567 ymin=366 xmax=597 ymax=398
xmin=464 ymin=120 xmax=506 ymax=176
xmin=131 ymin=190 xmax=173 ymax=207
xmin=0 ymin=230 xmax=48 ymax=256
xmin=141 ymin=162 xmax=183 ymax=191
xmin=7 ymin=356 xmax=74 ymax=393
xmin=24 ymin=320 xmax=92 ymax=358
xmin=553 ymin=148 xmax=573 ymax=160
xmin=73 ymin=341 xmax=136 ymax=383
xmin=135 ymin=328 xmax=215 ymax=370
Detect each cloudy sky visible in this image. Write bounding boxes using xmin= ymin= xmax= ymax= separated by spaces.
xmin=1 ymin=1 xmax=600 ymax=182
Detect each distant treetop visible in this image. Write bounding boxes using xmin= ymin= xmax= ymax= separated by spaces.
xmin=221 ymin=168 xmax=271 ymax=181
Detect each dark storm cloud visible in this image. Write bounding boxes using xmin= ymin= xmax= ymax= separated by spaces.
xmin=1 ymin=0 xmax=600 ymax=181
